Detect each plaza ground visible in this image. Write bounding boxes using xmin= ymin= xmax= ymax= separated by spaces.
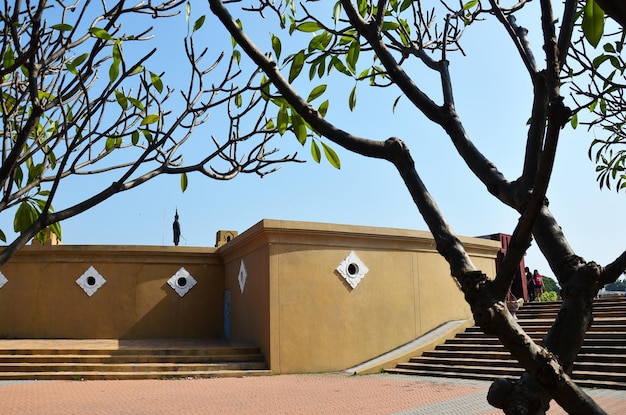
xmin=0 ymin=373 xmax=624 ymax=414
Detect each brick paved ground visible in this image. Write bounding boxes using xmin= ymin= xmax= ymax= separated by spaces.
xmin=0 ymin=374 xmax=623 ymax=414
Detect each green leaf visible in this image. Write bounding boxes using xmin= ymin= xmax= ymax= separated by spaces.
xmin=0 ymin=228 xmax=6 ymax=242
xmin=131 ymin=130 xmax=140 ymax=145
xmin=115 ymin=90 xmax=128 ymax=110
xmin=289 ymin=50 xmax=305 ymax=83
xmin=277 ymin=104 xmax=289 ymax=135
xmin=260 ymin=76 xmax=271 ymax=100
xmin=348 ymin=85 xmax=357 ymax=111
xmin=333 ymin=2 xmax=342 ymax=26
xmin=193 ymin=15 xmax=206 ymax=32
xmin=109 ymin=60 xmax=120 ymax=83
xmin=570 ymin=113 xmax=578 ymax=129
xmin=141 ymin=129 xmax=153 ymax=142
xmin=311 ymin=140 xmax=321 ymax=163
xmin=71 ymin=53 xmax=89 ymax=69
xmin=88 ymin=27 xmax=113 ymax=41
xmin=295 ymin=22 xmax=323 ymax=32
xmin=317 ymin=57 xmax=326 ymax=78
xmin=14 ymin=201 xmax=38 ymax=233
xmin=233 ymin=50 xmax=241 ymax=65
xmin=381 ymin=21 xmax=401 ymax=31
xmin=235 ymin=93 xmax=242 ymax=108
xmin=149 ymin=71 xmax=163 ymax=93
xmin=592 ymin=54 xmax=610 ymax=68
xmin=318 ymin=100 xmax=329 ymax=117
xmin=463 ymin=0 xmax=478 ymax=10
xmin=308 ymin=32 xmax=332 ymax=52
xmin=180 ymin=173 xmax=188 ymax=193
xmin=66 ymin=62 xmax=78 ymax=75
xmin=271 ymin=34 xmax=282 ymax=60
xmin=105 ymin=137 xmax=116 ymax=151
xmin=392 ymin=95 xmax=402 ymax=113
xmin=291 ymin=111 xmax=307 ymax=145
xmin=582 ymin=0 xmax=605 ymax=47
xmin=14 ymin=166 xmax=23 ymax=188
xmin=141 ymin=113 xmax=160 ymax=126
xmin=321 ymin=142 xmax=341 ymax=169
xmin=51 ymin=23 xmax=74 ymax=31
xmin=128 ymin=97 xmax=144 ymax=110
xmin=3 ymin=47 xmax=15 ymax=69
xmin=27 ymin=163 xmax=44 ymax=185
xmin=357 ymin=0 xmax=368 ymax=17
xmin=347 ymin=40 xmax=360 ymax=73
xmin=307 ymin=85 xmax=327 ymax=102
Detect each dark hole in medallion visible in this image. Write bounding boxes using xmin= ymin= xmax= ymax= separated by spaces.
xmin=177 ymin=277 xmax=188 ymax=287
xmin=86 ymin=276 xmax=97 ymax=286
xmin=347 ymin=263 xmax=359 ymax=276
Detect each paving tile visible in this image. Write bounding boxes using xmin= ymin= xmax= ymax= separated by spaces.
xmin=0 ymin=374 xmax=623 ymax=415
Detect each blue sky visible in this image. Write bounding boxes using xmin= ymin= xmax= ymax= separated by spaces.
xmin=2 ymin=2 xmax=624 ymax=282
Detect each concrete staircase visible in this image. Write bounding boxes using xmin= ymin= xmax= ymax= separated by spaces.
xmin=387 ymin=297 xmax=626 ymax=390
xmin=0 ymin=339 xmax=270 ymax=380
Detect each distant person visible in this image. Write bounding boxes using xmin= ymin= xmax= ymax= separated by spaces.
xmin=533 ymin=269 xmax=544 ymax=301
xmin=525 ymin=267 xmax=535 ymax=301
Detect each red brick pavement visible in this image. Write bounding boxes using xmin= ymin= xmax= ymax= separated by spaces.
xmin=0 ymin=374 xmax=623 ymax=414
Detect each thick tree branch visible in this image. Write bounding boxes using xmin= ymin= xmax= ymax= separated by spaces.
xmin=384 ymin=137 xmax=476 ymax=277
xmin=603 ymin=250 xmax=626 ymax=283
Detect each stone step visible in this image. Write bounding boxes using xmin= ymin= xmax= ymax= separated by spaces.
xmin=0 ymin=369 xmax=273 ymax=381
xmin=0 ymin=353 xmax=265 ymax=364
xmin=387 ymin=298 xmax=626 ymax=390
xmin=436 ymin=343 xmax=626 ymax=355
xmin=0 ymin=340 xmax=269 ymax=380
xmin=424 ymin=349 xmax=626 ymax=364
xmin=465 ymin=324 xmax=626 ymax=333
xmin=445 ymin=337 xmax=626 ymax=347
xmin=0 ymin=361 xmax=268 ymax=373
xmin=385 ymin=368 xmax=626 ymax=390
xmin=408 ymin=356 xmax=626 ymax=376
xmin=0 ymin=347 xmax=262 ymax=357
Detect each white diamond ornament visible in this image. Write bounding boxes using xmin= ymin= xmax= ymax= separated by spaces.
xmin=76 ymin=266 xmax=106 ymax=297
xmin=0 ymin=272 xmax=7 ymax=289
xmin=238 ymin=260 xmax=247 ymax=294
xmin=336 ymin=251 xmax=369 ymax=289
xmin=168 ymin=267 xmax=197 ymax=297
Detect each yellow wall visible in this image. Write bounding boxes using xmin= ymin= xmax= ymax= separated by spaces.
xmin=219 ymin=220 xmax=500 ymax=373
xmin=0 ymin=245 xmax=224 ymax=339
xmin=0 ymin=220 xmax=500 ymax=374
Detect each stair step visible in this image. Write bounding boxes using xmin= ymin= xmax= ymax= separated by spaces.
xmin=0 ymin=361 xmax=268 ymax=372
xmin=0 ymin=369 xmax=273 ymax=381
xmin=388 ymin=298 xmax=626 ymax=390
xmin=0 ymin=353 xmax=265 ymax=364
xmin=0 ymin=340 xmax=269 ymax=380
xmin=0 ymin=347 xmax=262 ymax=356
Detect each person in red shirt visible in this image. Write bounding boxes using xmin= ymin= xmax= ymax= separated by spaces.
xmin=533 ymin=270 xmax=544 ymax=301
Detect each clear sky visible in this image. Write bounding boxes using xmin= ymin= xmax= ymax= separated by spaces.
xmin=2 ymin=2 xmax=624 ymax=283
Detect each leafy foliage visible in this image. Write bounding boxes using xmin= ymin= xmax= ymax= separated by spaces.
xmin=604 ymin=278 xmax=626 ymax=291
xmin=542 ymin=276 xmax=560 ymax=294
xmin=541 ymin=291 xmax=559 ymax=302
xmin=570 ymin=0 xmax=626 ymax=192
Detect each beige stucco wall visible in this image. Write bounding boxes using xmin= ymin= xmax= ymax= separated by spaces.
xmin=220 ymin=219 xmax=500 ymax=374
xmin=0 ymin=219 xmax=499 ymax=374
xmin=0 ymin=245 xmax=224 ymax=339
